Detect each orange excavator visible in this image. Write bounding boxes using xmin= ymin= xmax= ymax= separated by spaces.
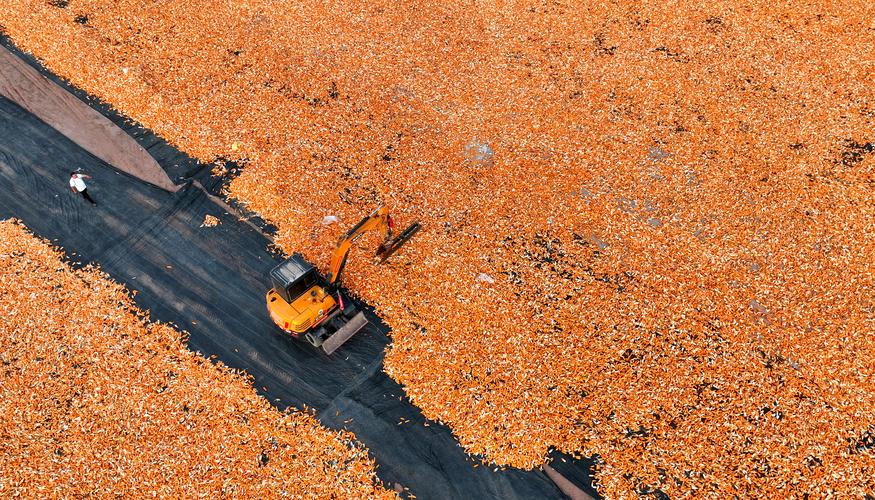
xmin=266 ymin=206 xmax=420 ymax=354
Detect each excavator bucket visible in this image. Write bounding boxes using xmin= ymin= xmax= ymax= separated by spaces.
xmin=321 ymin=311 xmax=368 ymax=355
xmin=377 ymin=222 xmax=422 ymax=262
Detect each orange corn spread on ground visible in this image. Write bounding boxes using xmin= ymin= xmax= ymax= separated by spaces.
xmin=2 ymin=0 xmax=874 ymax=496
xmin=0 ymin=220 xmax=391 ymax=498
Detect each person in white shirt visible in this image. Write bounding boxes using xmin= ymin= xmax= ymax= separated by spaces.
xmin=69 ymin=171 xmax=97 ymax=205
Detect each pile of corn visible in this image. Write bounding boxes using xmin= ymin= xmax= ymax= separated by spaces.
xmin=2 ymin=0 xmax=873 ymax=495
xmin=0 ymin=219 xmax=391 ymax=497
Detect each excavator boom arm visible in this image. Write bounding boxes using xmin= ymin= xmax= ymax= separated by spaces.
xmin=326 ymin=206 xmax=392 ymax=285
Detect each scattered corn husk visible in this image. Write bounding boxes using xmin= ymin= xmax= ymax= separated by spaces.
xmin=201 ymin=214 xmax=220 ymax=227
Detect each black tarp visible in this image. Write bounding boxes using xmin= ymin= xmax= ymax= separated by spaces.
xmin=0 ymin=36 xmax=599 ymax=499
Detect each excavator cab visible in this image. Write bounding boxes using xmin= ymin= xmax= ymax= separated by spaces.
xmin=269 ymin=255 xmax=317 ymax=304
xmin=266 ymin=206 xmax=420 ymax=355
xmin=267 ymin=255 xmax=337 ymax=335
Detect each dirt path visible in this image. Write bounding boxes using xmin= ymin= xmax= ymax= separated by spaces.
xmin=0 ymin=41 xmax=598 ymax=498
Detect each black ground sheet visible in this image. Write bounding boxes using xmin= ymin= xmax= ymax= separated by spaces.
xmin=0 ymin=39 xmax=598 ymax=499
